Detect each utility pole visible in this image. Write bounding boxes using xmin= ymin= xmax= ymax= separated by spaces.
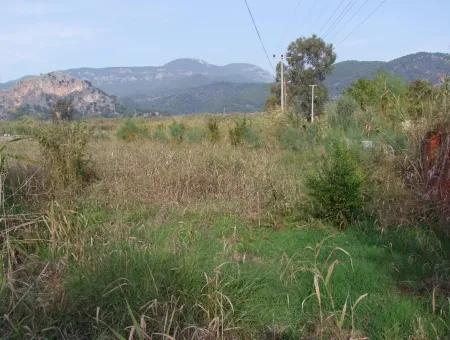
xmin=280 ymin=54 xmax=285 ymax=112
xmin=309 ymin=85 xmax=317 ymax=123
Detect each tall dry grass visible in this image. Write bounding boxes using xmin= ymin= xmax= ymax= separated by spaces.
xmin=88 ymin=138 xmax=301 ymax=222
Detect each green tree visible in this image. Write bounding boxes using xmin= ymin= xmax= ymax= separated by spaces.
xmin=267 ymin=35 xmax=336 ymax=118
xmin=346 ymin=72 xmax=407 ymax=114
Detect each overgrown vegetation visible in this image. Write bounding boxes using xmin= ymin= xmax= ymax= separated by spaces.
xmin=1 ymin=70 xmax=449 ymax=338
xmin=116 ymin=119 xmax=148 ymax=141
xmin=36 ymin=122 xmax=93 ymax=194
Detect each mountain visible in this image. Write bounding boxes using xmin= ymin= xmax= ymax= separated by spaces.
xmin=64 ymin=59 xmax=274 ymax=97
xmin=1 ymin=53 xmax=449 ymax=117
xmin=326 ymin=52 xmax=450 ymax=97
xmin=0 ymin=72 xmax=117 ymax=119
xmin=121 ymin=82 xmax=271 ymax=115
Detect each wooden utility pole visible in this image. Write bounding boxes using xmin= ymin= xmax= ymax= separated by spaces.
xmin=309 ymin=85 xmax=317 ymax=123
xmin=280 ymin=54 xmax=285 ymax=112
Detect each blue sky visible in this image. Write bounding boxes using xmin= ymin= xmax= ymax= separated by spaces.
xmin=1 ymin=0 xmax=449 ymax=81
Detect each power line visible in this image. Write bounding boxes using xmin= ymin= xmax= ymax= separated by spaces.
xmin=318 ymin=0 xmax=347 ymax=36
xmin=323 ymin=0 xmax=358 ymax=40
xmin=328 ymin=0 xmax=371 ymax=41
xmin=339 ymin=0 xmax=388 ymax=45
xmin=243 ymin=0 xmax=274 ymax=71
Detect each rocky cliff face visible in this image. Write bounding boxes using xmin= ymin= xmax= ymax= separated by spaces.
xmin=0 ymin=72 xmax=117 ymax=119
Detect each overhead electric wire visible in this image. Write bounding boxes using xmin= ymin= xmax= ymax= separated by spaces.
xmin=243 ymin=0 xmax=274 ymax=71
xmin=328 ymin=0 xmax=371 ymax=41
xmin=323 ymin=0 xmax=358 ymax=39
xmin=339 ymin=0 xmax=388 ymax=44
xmin=318 ymin=0 xmax=347 ymax=36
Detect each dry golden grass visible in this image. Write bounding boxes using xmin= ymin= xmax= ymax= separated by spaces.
xmin=4 ymin=113 xmax=304 ymax=223
xmin=88 ymin=138 xmax=301 ymax=222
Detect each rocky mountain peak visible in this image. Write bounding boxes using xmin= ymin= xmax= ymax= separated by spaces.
xmin=0 ymin=72 xmax=117 ymax=119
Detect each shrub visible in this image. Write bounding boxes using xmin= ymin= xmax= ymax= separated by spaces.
xmin=229 ymin=119 xmax=246 ymax=146
xmin=36 ymin=123 xmax=93 ymax=193
xmin=305 ymin=141 xmax=365 ymax=227
xmin=116 ymin=119 xmax=148 ymax=141
xmin=152 ymin=124 xmax=168 ymax=141
xmin=279 ymin=126 xmax=303 ymax=151
xmin=169 ymin=121 xmax=185 ymax=142
xmin=207 ymin=118 xmax=221 ymax=143
xmin=332 ymin=95 xmax=358 ymax=129
xmin=229 ymin=118 xmax=262 ymax=147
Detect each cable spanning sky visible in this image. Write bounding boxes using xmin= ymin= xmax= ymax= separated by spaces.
xmin=1 ymin=0 xmax=449 ymax=82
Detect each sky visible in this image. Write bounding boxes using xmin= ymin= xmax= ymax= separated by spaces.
xmin=1 ymin=0 xmax=449 ymax=82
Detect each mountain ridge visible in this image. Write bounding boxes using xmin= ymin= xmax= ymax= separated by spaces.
xmin=325 ymin=52 xmax=450 ymax=97
xmin=0 ymin=53 xmax=449 ymax=116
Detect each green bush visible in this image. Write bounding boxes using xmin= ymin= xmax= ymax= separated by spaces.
xmin=279 ymin=126 xmax=303 ymax=151
xmin=169 ymin=121 xmax=186 ymax=142
xmin=116 ymin=119 xmax=148 ymax=141
xmin=305 ymin=141 xmax=365 ymax=227
xmin=333 ymin=95 xmax=358 ymax=128
xmin=207 ymin=118 xmax=221 ymax=143
xmin=229 ymin=118 xmax=262 ymax=147
xmin=152 ymin=124 xmax=168 ymax=141
xmin=36 ymin=122 xmax=93 ymax=192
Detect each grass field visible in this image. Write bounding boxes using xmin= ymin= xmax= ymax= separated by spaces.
xmin=0 ymin=110 xmax=449 ymax=339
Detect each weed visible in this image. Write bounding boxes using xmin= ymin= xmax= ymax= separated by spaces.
xmin=116 ymin=119 xmax=148 ymax=141
xmin=229 ymin=118 xmax=262 ymax=147
xmin=169 ymin=121 xmax=186 ymax=142
xmin=300 ymin=237 xmax=367 ymax=339
xmin=207 ymin=118 xmax=221 ymax=143
xmin=152 ymin=124 xmax=168 ymax=141
xmin=36 ymin=122 xmax=93 ymax=194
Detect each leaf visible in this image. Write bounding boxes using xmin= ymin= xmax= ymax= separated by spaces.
xmin=337 ymin=296 xmax=348 ymax=329
xmin=325 ymin=259 xmax=339 ymax=286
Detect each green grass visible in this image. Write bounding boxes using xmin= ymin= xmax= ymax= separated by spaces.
xmin=10 ymin=202 xmax=445 ymax=339
xmin=1 ymin=108 xmax=450 ymax=338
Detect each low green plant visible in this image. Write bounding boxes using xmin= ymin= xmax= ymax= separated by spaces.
xmin=229 ymin=118 xmax=262 ymax=147
xmin=207 ymin=118 xmax=221 ymax=143
xmin=229 ymin=118 xmax=248 ymax=146
xmin=151 ymin=124 xmax=168 ymax=141
xmin=331 ymin=95 xmax=359 ymax=129
xmin=305 ymin=140 xmax=365 ymax=227
xmin=279 ymin=126 xmax=303 ymax=151
xmin=169 ymin=121 xmax=186 ymax=142
xmin=116 ymin=119 xmax=148 ymax=141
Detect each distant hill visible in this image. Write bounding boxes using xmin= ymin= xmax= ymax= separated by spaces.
xmin=1 ymin=53 xmax=449 ymax=116
xmin=63 ymin=59 xmax=274 ymax=98
xmin=122 ymin=82 xmax=271 ymax=115
xmin=0 ymin=72 xmax=117 ymax=119
xmin=326 ymin=52 xmax=450 ymax=97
